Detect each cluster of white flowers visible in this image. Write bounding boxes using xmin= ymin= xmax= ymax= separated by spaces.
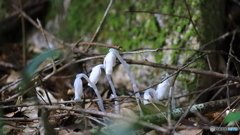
xmin=73 ymin=48 xmax=172 ymax=114
xmin=73 ymin=49 xmax=120 ymax=113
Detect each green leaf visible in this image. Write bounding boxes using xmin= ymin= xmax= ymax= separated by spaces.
xmin=19 ymin=50 xmax=61 ymax=92
xmin=25 ymin=50 xmax=59 ymax=76
xmin=224 ymin=112 xmax=240 ymax=124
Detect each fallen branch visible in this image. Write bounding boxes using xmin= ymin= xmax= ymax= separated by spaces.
xmin=125 ymin=59 xmax=240 ymax=82
xmin=140 ymin=95 xmax=240 ymax=125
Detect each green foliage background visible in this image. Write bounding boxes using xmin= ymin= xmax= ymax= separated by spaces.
xmin=46 ymin=0 xmax=215 ymax=93
xmin=54 ymin=0 xmax=199 ymax=57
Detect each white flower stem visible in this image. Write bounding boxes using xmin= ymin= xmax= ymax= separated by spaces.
xmin=109 ymin=49 xmax=143 ymax=116
xmin=106 ymin=74 xmax=119 ymax=114
xmin=76 ymin=74 xmax=105 ymax=112
xmin=98 ymin=64 xmax=119 ymax=114
xmin=109 ymin=49 xmax=139 ymax=96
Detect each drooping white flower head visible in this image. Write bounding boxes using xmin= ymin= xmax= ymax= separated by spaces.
xmin=74 ymin=74 xmax=105 ymax=112
xmin=143 ymin=88 xmax=159 ymax=105
xmin=104 ymin=50 xmax=116 ymax=75
xmin=156 ymin=73 xmax=172 ymax=100
xmin=88 ymin=64 xmax=104 ymax=87
xmin=74 ymin=75 xmax=83 ymax=100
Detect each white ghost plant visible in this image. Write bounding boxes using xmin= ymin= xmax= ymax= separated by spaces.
xmin=104 ymin=50 xmax=116 ymax=75
xmin=108 ymin=49 xmax=140 ymax=97
xmin=143 ymin=88 xmax=160 ymax=105
xmin=106 ymin=74 xmax=119 ymax=114
xmin=110 ymin=94 xmax=120 ymax=114
xmin=88 ymin=64 xmax=104 ymax=87
xmin=156 ymin=74 xmax=172 ymax=100
xmin=74 ymin=73 xmax=105 ymax=112
xmin=87 ymin=63 xmax=119 ymax=114
xmin=107 ymin=49 xmax=142 ymax=116
xmin=74 ymin=75 xmax=83 ymax=101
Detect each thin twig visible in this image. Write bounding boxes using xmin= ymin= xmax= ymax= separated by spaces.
xmin=125 ymin=58 xmax=240 ymax=82
xmin=0 ymin=112 xmax=107 ymax=127
xmin=2 ymin=85 xmax=34 ymax=103
xmin=206 ymin=54 xmax=213 ymax=71
xmin=0 ymin=95 xmax=133 ymax=108
xmin=183 ymin=0 xmax=201 ymax=41
xmin=44 ymin=105 xmax=168 ymax=133
xmin=226 ymin=29 xmax=237 ymax=108
xmin=0 ymin=55 xmax=104 ymax=93
xmin=43 ymin=55 xmax=105 ymax=81
xmin=143 ymin=53 xmax=208 ymax=89
xmin=0 ymin=78 xmax=22 ymax=92
xmin=126 ymin=10 xmax=189 ymax=19
xmin=171 ymin=78 xmax=226 ymax=134
xmin=38 ymin=76 xmax=52 ymax=105
xmin=193 ymin=111 xmax=214 ymax=126
xmin=211 ymin=96 xmax=240 ymax=124
xmin=10 ymin=3 xmax=121 ymax=52
xmin=2 ymin=53 xmax=240 ymax=93
xmin=167 ymin=73 xmax=178 ymax=127
xmin=84 ymin=0 xmax=113 ymax=52
xmin=10 ymin=3 xmax=69 ymax=46
xmin=36 ymin=19 xmax=56 ymax=71
xmin=79 ymin=42 xmax=122 ymax=50
xmin=19 ymin=0 xmax=26 ymax=66
xmin=123 ymin=48 xmax=240 ymax=65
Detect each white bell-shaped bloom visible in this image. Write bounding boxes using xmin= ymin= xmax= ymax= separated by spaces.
xmin=143 ymin=88 xmax=159 ymax=105
xmin=104 ymin=50 xmax=116 ymax=75
xmin=74 ymin=75 xmax=83 ymax=100
xmin=88 ymin=64 xmax=104 ymax=87
xmin=156 ymin=74 xmax=172 ymax=100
